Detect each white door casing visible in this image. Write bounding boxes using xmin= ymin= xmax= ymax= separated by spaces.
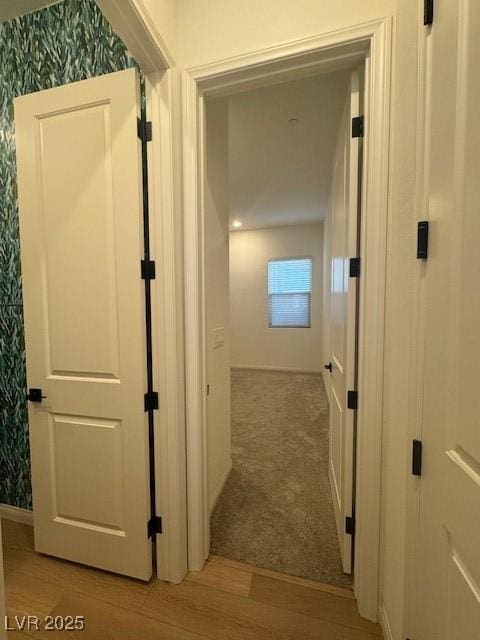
xmin=182 ymin=20 xmax=391 ymax=620
xmin=14 ymin=68 xmax=153 ymax=581
xmin=328 ymin=71 xmax=361 ymax=575
xmin=415 ymin=0 xmax=480 ymax=635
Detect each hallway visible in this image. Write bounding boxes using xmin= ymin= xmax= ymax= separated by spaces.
xmin=211 ymin=369 xmax=351 ymax=588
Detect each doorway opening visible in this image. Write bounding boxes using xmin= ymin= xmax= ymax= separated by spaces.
xmin=203 ymin=68 xmax=361 ymax=590
xmin=183 ymin=19 xmax=391 ymax=620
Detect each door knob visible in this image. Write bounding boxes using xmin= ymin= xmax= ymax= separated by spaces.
xmin=26 ymin=388 xmax=46 ymax=403
xmin=324 ymin=362 xmax=333 ymax=372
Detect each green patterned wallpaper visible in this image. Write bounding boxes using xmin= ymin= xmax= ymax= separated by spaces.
xmin=0 ymin=0 xmax=136 ymax=509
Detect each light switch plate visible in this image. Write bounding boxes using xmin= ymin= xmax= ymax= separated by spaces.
xmin=212 ymin=327 xmax=224 ymax=349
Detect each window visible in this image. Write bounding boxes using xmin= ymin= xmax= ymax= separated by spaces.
xmin=268 ymin=258 xmax=312 ymax=328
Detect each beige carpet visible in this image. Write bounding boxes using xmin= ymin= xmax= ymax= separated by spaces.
xmin=210 ymin=368 xmax=352 ymax=588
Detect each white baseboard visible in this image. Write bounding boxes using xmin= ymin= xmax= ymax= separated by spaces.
xmin=209 ymin=459 xmax=232 ymax=514
xmin=378 ymin=604 xmax=394 ymax=640
xmin=0 ymin=504 xmax=34 ymax=526
xmin=231 ymin=364 xmax=322 ymax=374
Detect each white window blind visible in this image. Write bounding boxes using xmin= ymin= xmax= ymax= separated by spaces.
xmin=268 ymin=258 xmax=312 ymax=328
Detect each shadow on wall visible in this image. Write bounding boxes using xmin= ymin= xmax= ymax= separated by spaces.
xmin=0 ymin=0 xmax=136 ymax=509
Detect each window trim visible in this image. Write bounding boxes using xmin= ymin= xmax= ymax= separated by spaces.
xmin=267 ymin=256 xmax=313 ymax=329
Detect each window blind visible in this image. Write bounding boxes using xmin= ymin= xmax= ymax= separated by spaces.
xmin=268 ymin=258 xmax=312 ymax=328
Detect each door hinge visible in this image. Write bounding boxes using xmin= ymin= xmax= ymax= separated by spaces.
xmin=417 ymin=220 xmax=429 ymax=259
xmin=347 ymin=390 xmax=358 ymax=410
xmin=147 ymin=515 xmax=162 ymax=538
xmin=349 ymin=257 xmax=361 ymax=278
xmin=352 ymin=116 xmax=364 ymax=138
xmin=424 ymin=0 xmax=434 ymax=25
xmin=137 ymin=117 xmax=152 ymax=143
xmin=144 ymin=391 xmax=159 ymax=412
xmin=345 ymin=516 xmax=355 ymax=535
xmin=412 ymin=439 xmax=423 ymax=476
xmin=141 ymin=260 xmax=156 ymax=280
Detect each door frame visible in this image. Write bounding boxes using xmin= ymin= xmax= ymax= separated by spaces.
xmin=182 ymin=18 xmax=392 ymax=621
xmin=96 ymin=1 xmax=187 ymax=584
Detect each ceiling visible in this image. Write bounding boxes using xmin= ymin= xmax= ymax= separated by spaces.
xmin=226 ymin=70 xmax=350 ymax=230
xmin=0 ymin=0 xmax=59 ymax=22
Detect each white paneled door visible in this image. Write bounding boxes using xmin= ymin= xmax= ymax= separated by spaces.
xmin=416 ymin=0 xmax=480 ymax=635
xmin=327 ymin=71 xmax=361 ymax=575
xmin=14 ymin=69 xmax=153 ymax=580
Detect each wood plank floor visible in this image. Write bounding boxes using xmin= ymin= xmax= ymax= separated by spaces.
xmin=2 ymin=520 xmax=382 ymax=639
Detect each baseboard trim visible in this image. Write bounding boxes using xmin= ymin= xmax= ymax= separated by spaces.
xmin=209 ymin=459 xmax=232 ymax=514
xmin=231 ymin=365 xmax=322 ymax=374
xmin=378 ymin=604 xmax=394 ymax=640
xmin=0 ymin=504 xmax=34 ymax=526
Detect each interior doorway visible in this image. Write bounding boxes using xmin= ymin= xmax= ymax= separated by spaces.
xmin=203 ymin=69 xmax=361 ymax=590
xmin=183 ymin=19 xmax=391 ymax=621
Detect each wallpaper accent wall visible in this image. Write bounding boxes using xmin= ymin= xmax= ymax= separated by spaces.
xmin=0 ymin=0 xmax=137 ymax=509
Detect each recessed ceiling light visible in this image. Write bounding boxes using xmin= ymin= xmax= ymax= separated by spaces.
xmin=232 ymin=220 xmax=242 ymax=228
xmin=288 ymin=117 xmax=299 ymax=126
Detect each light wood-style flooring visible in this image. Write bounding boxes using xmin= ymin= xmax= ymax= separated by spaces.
xmin=2 ymin=520 xmax=382 ymax=639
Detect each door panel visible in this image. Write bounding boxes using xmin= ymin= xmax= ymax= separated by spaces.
xmin=416 ymin=0 xmax=480 ymax=634
xmin=51 ymin=414 xmax=124 ymax=530
xmin=445 ymin=545 xmax=480 ymax=638
xmin=40 ymin=104 xmax=119 ymax=378
xmin=330 ymin=385 xmax=343 ymax=509
xmin=328 ymin=71 xmax=361 ymax=574
xmin=14 ymin=68 xmax=152 ymax=581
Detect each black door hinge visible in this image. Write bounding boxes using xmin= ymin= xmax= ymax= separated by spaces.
xmin=417 ymin=220 xmax=429 ymax=259
xmin=424 ymin=0 xmax=434 ymax=25
xmin=412 ymin=439 xmax=423 ymax=476
xmin=141 ymin=260 xmax=156 ymax=280
xmin=137 ymin=117 xmax=152 ymax=143
xmin=144 ymin=391 xmax=159 ymax=412
xmin=347 ymin=390 xmax=358 ymax=410
xmin=147 ymin=515 xmax=162 ymax=538
xmin=345 ymin=516 xmax=355 ymax=535
xmin=352 ymin=116 xmax=364 ymax=138
xmin=349 ymin=257 xmax=361 ymax=278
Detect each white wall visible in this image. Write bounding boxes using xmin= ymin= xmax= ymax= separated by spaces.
xmin=204 ymin=99 xmax=232 ymax=511
xmin=176 ymin=0 xmax=396 ymax=68
xmin=230 ymin=223 xmax=324 ymax=372
xmin=138 ymin=0 xmax=177 ymax=62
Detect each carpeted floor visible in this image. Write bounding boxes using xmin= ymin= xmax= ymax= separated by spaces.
xmin=210 ymin=368 xmax=352 ymax=588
